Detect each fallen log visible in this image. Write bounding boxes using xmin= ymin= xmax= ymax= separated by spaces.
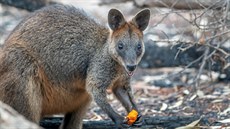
xmin=99 ymin=0 xmax=226 ymax=10
xmin=139 ymin=39 xmax=230 ymax=81
xmin=0 ymin=101 xmax=41 ymax=129
xmin=99 ymin=0 xmax=132 ymax=5
xmin=0 ymin=0 xmax=55 ymax=11
xmin=40 ymin=115 xmax=201 ymax=129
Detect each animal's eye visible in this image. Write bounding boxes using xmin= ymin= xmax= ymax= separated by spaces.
xmin=137 ymin=43 xmax=142 ymax=50
xmin=118 ymin=43 xmax=123 ymax=50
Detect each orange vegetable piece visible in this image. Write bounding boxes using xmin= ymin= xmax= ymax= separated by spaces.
xmin=126 ymin=109 xmax=138 ymax=125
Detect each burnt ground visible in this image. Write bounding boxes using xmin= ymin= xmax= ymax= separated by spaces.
xmin=40 ymin=67 xmax=230 ymax=129
xmin=1 ymin=1 xmax=230 ymax=128
xmin=84 ymin=67 xmax=230 ymax=128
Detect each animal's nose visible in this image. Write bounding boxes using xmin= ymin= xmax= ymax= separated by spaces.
xmin=126 ymin=65 xmax=136 ymax=72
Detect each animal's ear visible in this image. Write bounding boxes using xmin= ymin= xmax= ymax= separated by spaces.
xmin=131 ymin=9 xmax=150 ymax=31
xmin=108 ymin=9 xmax=126 ymax=30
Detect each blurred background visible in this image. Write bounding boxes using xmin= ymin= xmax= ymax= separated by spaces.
xmin=0 ymin=0 xmax=230 ymax=128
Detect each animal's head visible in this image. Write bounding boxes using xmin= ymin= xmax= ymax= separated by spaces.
xmin=108 ymin=8 xmax=150 ymax=76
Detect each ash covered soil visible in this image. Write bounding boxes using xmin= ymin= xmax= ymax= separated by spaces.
xmin=0 ymin=1 xmax=229 ymax=128
xmin=85 ymin=67 xmax=230 ymax=128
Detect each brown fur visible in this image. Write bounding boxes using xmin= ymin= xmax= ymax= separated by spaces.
xmin=38 ymin=67 xmax=90 ymax=115
xmin=0 ymin=4 xmax=150 ymax=129
xmin=112 ymin=23 xmax=143 ymax=39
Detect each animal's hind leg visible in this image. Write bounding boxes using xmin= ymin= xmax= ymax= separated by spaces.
xmin=61 ymin=94 xmax=91 ymax=129
xmin=24 ymin=76 xmax=43 ymax=122
xmin=0 ymin=44 xmax=43 ymax=123
xmin=1 ymin=74 xmax=42 ymax=123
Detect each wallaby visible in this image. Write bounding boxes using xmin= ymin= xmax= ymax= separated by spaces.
xmin=0 ymin=4 xmax=150 ymax=129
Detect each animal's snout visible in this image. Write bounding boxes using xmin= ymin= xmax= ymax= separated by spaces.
xmin=126 ymin=65 xmax=136 ymax=72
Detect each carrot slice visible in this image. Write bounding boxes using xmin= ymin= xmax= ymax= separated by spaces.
xmin=126 ymin=109 xmax=138 ymax=125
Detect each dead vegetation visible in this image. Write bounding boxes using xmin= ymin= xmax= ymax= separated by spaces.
xmin=0 ymin=0 xmax=229 ymax=128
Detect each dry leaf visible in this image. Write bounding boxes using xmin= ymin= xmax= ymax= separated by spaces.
xmin=169 ymin=100 xmax=183 ymax=109
xmin=218 ymin=118 xmax=230 ymax=124
xmin=176 ymin=118 xmax=201 ymax=129
xmin=189 ymin=94 xmax=197 ymax=101
xmin=160 ymin=103 xmax=168 ymax=111
xmin=219 ymin=107 xmax=230 ymax=115
xmin=200 ymin=95 xmax=218 ymax=99
xmin=183 ymin=90 xmax=190 ymax=95
xmin=196 ymin=90 xmax=204 ymax=98
xmin=223 ymin=63 xmax=230 ymax=69
xmin=208 ymin=126 xmax=224 ymax=129
xmin=211 ymin=99 xmax=223 ymax=103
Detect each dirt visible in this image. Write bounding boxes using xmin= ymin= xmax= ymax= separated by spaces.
xmin=1 ymin=1 xmax=230 ymax=128
xmin=85 ymin=67 xmax=230 ymax=128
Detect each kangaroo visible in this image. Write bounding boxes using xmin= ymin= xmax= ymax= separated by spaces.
xmin=0 ymin=4 xmax=150 ymax=129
